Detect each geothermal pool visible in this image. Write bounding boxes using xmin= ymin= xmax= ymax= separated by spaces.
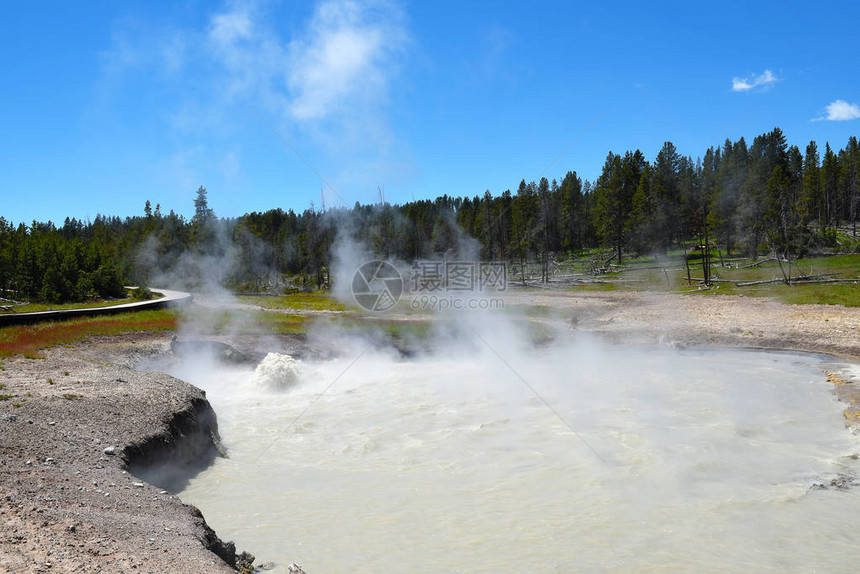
xmin=173 ymin=340 xmax=860 ymax=572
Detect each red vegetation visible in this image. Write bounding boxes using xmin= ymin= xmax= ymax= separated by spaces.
xmin=0 ymin=311 xmax=176 ymax=358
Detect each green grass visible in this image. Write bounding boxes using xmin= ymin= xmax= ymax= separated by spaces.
xmin=574 ymin=282 xmax=623 ymax=291
xmin=378 ymin=319 xmax=432 ymax=340
xmin=0 ymin=309 xmax=177 ymax=358
xmin=793 ymin=254 xmax=860 ymax=275
xmin=237 ymin=293 xmax=348 ymax=312
xmin=176 ymin=307 xmax=311 ymax=336
xmin=691 ymin=255 xmax=860 ymax=305
xmin=1 ymin=290 xmax=165 ymax=315
xmin=295 ymin=312 xmax=434 ymax=342
xmin=252 ymin=311 xmax=311 ymax=334
xmin=770 ymin=283 xmax=860 ymax=306
xmin=4 ymin=297 xmax=134 ymax=314
xmin=339 ymin=315 xmax=434 ymax=341
xmin=561 ymin=252 xmax=860 ymax=307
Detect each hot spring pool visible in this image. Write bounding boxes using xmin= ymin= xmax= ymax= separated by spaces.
xmin=171 ymin=341 xmax=860 ymax=572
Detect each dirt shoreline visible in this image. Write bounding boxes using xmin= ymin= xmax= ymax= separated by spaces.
xmin=0 ymin=333 xmax=238 ymax=573
xmin=506 ymin=289 xmax=860 ymax=359
xmin=1 ymin=292 xmax=859 ymax=572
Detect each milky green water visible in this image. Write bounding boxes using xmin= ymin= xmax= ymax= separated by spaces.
xmin=174 ymin=344 xmax=860 ymax=573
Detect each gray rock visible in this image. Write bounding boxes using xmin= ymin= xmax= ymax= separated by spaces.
xmin=236 ymin=551 xmax=255 ymax=571
xmin=810 ymin=473 xmax=855 ymax=491
xmin=103 ymin=445 xmax=118 ymax=455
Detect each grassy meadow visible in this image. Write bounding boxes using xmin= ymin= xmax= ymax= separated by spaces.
xmin=559 ymin=250 xmax=860 ymax=307
xmin=0 ymin=310 xmax=177 ymax=358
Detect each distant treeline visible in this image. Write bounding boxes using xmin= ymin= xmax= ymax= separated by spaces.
xmin=1 ymin=127 xmax=858 ymax=302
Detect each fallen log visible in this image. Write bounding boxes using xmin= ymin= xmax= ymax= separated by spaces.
xmin=791 ymin=273 xmax=844 ymax=281
xmin=738 ymin=257 xmax=777 ymax=269
xmin=736 ymin=275 xmax=849 ymax=287
xmin=736 ymin=278 xmax=784 ymax=287
xmin=622 ymin=264 xmax=687 ymax=272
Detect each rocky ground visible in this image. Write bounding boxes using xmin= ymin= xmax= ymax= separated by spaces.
xmin=0 ymin=333 xmax=238 ymax=574
xmin=1 ymin=292 xmax=859 ymax=573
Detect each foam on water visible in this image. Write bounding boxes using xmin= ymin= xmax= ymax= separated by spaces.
xmin=252 ymin=352 xmax=301 ymax=390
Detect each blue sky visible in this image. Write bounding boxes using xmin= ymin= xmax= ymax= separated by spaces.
xmin=2 ymin=0 xmax=860 ymax=225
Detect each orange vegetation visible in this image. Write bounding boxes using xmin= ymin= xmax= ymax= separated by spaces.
xmin=0 ymin=311 xmax=176 ymax=358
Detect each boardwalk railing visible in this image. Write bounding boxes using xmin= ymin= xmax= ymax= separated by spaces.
xmin=0 ymin=289 xmax=192 ymax=326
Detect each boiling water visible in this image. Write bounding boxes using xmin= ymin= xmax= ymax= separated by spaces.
xmin=174 ymin=343 xmax=860 ymax=572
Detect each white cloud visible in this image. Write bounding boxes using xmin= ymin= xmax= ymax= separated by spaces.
xmin=209 ymin=10 xmax=253 ymax=46
xmin=201 ymin=0 xmax=407 ymax=126
xmin=98 ymin=1 xmax=412 ymax=209
xmin=287 ymin=0 xmax=406 ymax=121
xmin=205 ymin=4 xmax=285 ymax=102
xmin=731 ymin=69 xmax=778 ymax=92
xmin=279 ymin=0 xmax=411 ymax=200
xmin=815 ymin=99 xmax=860 ymax=121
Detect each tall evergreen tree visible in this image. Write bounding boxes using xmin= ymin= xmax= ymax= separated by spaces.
xmin=821 ymin=143 xmax=839 ymax=230
xmin=559 ymin=171 xmax=585 ymax=252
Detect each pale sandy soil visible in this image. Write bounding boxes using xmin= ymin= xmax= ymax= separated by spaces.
xmin=506 ymin=290 xmax=860 ymax=359
xmin=0 ymin=333 xmax=236 ymax=574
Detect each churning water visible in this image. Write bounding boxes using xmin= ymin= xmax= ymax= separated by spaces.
xmin=173 ymin=339 xmax=860 ymax=573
